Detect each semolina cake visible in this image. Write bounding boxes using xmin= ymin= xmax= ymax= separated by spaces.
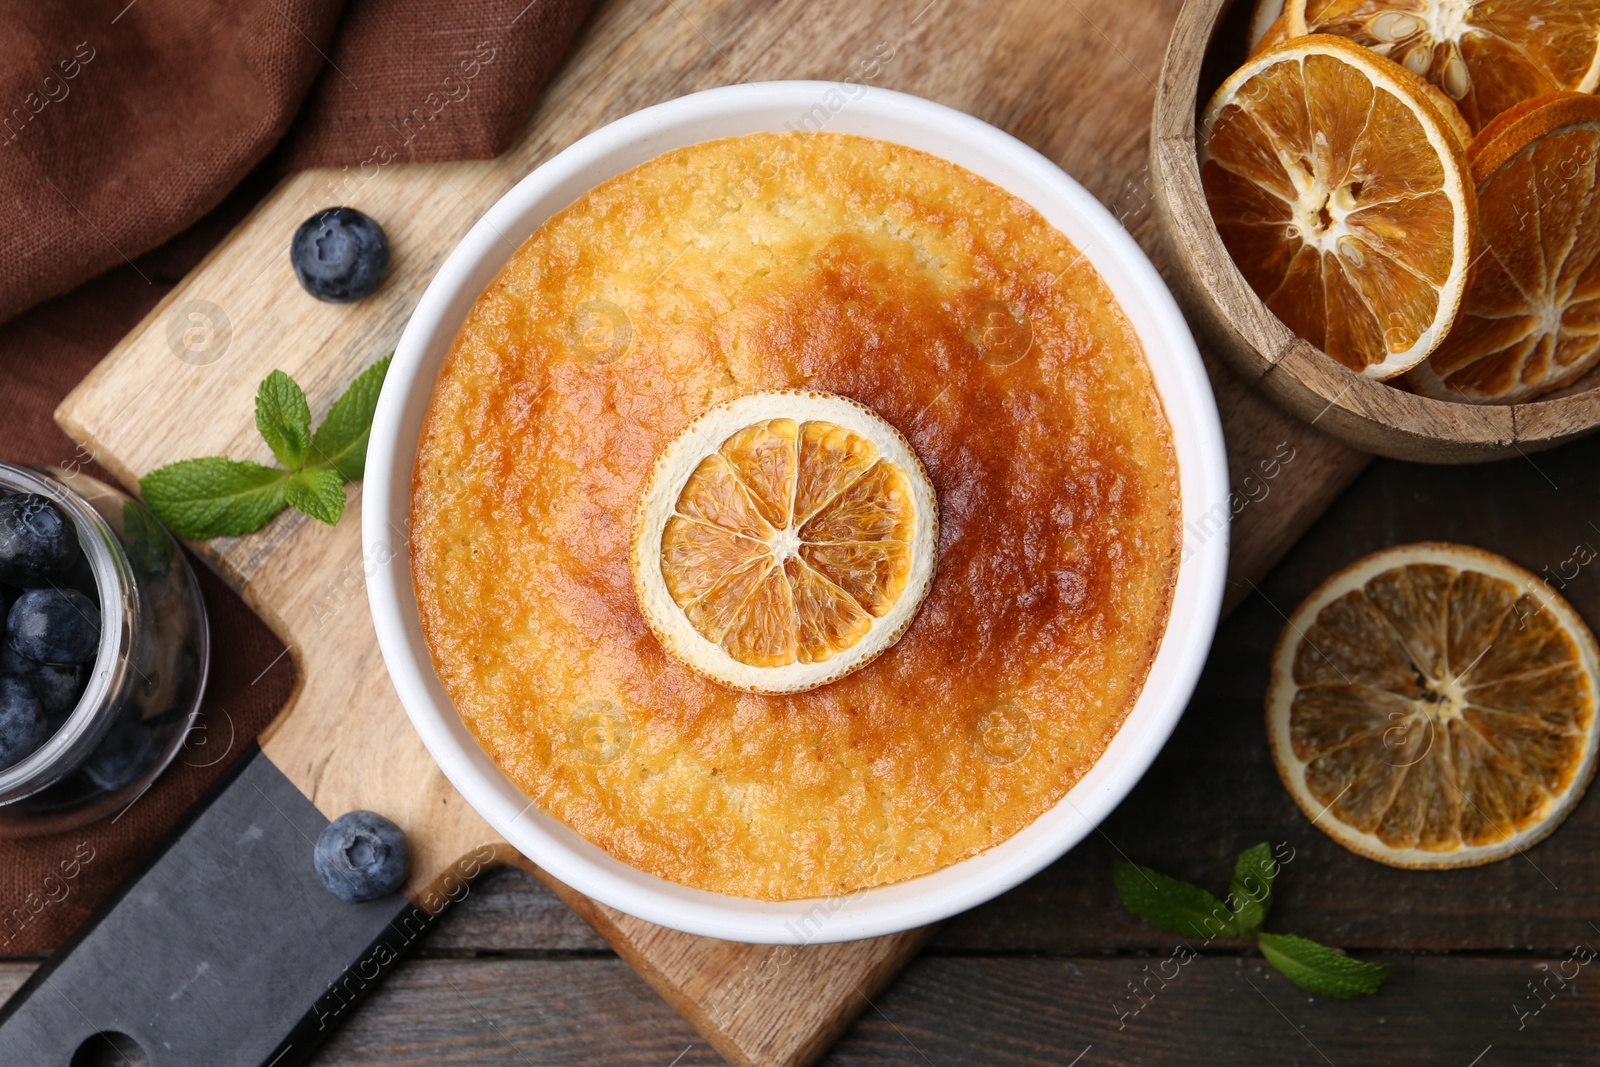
xmin=410 ymin=131 xmax=1181 ymax=900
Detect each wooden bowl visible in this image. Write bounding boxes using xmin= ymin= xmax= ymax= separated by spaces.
xmin=1149 ymin=0 xmax=1600 ymax=463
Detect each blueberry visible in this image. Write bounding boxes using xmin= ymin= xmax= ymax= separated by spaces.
xmin=0 ymin=643 xmax=84 ymax=716
xmin=0 ymin=675 xmax=44 ymax=770
xmin=290 ymin=208 xmax=389 ymax=302
xmin=37 ymin=663 xmax=85 ymax=716
xmin=0 ymin=495 xmax=79 ymax=588
xmin=7 ymin=588 xmax=100 ymax=664
xmin=82 ymin=708 xmax=159 ymax=792
xmin=314 ymin=810 xmax=409 ymax=902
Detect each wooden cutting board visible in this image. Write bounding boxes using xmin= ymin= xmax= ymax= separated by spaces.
xmin=51 ymin=0 xmax=1368 ymax=1064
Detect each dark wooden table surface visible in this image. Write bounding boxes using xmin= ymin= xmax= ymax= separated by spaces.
xmin=8 ymin=402 xmax=1599 ymax=1065
xmin=299 ymin=444 xmax=1600 ymax=1066
xmin=6 ymin=4 xmax=1600 ymax=1065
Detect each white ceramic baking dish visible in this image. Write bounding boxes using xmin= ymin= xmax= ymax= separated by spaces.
xmin=365 ymin=81 xmax=1230 ymax=944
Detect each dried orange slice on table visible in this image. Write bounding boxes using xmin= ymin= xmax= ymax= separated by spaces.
xmin=631 ymin=390 xmax=938 ymax=694
xmin=1267 ymin=543 xmax=1600 ymax=868
xmin=1287 ymin=0 xmax=1600 ymax=132
xmin=1200 ymin=36 xmax=1477 ymax=380
xmin=1410 ymin=93 xmax=1600 ymax=402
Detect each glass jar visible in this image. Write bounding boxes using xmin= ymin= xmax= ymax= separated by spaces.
xmin=0 ymin=463 xmax=209 ymax=835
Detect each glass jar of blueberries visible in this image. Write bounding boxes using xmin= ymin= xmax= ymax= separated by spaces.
xmin=0 ymin=463 xmax=208 ymax=834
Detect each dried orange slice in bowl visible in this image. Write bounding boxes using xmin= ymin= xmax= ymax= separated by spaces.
xmin=1287 ymin=0 xmax=1600 ymax=132
xmin=1410 ymin=92 xmax=1600 ymax=403
xmin=631 ymin=390 xmax=937 ymax=694
xmin=1200 ymin=35 xmax=1477 ymax=380
xmin=1250 ymin=0 xmax=1288 ymax=52
xmin=1267 ymin=542 xmax=1600 ymax=868
xmin=1252 ymin=16 xmax=1291 ymax=56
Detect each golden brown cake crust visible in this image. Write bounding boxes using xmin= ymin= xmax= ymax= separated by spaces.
xmin=411 ymin=132 xmax=1180 ymax=900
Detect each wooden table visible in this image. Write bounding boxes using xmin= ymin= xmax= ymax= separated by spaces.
xmin=6 ymin=0 xmax=1600 ymax=1062
xmin=10 ymin=443 xmax=1600 ymax=1065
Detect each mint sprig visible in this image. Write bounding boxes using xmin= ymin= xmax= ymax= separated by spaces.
xmin=1114 ymin=844 xmax=1390 ymax=999
xmin=140 ymin=356 xmax=391 ymax=540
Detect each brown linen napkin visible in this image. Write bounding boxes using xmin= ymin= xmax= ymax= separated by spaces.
xmin=0 ymin=246 xmax=297 ymax=955
xmin=0 ymin=0 xmax=592 ymax=327
xmin=0 ymin=0 xmax=593 ymax=950
xmin=283 ymin=0 xmax=595 ymax=170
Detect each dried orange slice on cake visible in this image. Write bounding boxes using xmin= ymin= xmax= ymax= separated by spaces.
xmin=1201 ymin=36 xmax=1477 ymax=379
xmin=1267 ymin=543 xmax=1600 ymax=868
xmin=1287 ymin=0 xmax=1600 ymax=132
xmin=1410 ymin=93 xmax=1600 ymax=403
xmin=631 ymin=390 xmax=938 ymax=693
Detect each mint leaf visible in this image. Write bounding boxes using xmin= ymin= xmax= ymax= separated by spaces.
xmin=141 ymin=458 xmax=290 ymax=539
xmin=308 ymin=355 xmax=392 ymax=481
xmin=1114 ymin=860 xmax=1238 ymax=941
xmin=256 ymin=370 xmax=313 ymax=471
xmin=1229 ymin=843 xmax=1276 ymax=933
xmin=285 ymin=467 xmax=346 ymax=525
xmin=1257 ymin=932 xmax=1390 ymax=998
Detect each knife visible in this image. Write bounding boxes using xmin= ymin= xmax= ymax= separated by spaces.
xmin=0 ymin=744 xmax=492 ymax=1066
